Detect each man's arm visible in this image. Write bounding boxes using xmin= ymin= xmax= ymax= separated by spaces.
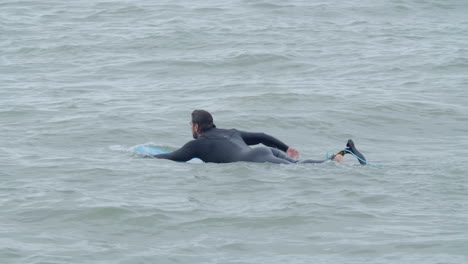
xmin=239 ymin=130 xmax=300 ymax=159
xmin=153 ymin=140 xmax=198 ymax=162
xmin=239 ymin=130 xmax=289 ymax=151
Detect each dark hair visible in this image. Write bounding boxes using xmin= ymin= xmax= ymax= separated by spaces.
xmin=191 ymin=110 xmax=216 ymax=133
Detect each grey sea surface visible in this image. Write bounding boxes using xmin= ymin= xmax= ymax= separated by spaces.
xmin=1 ymin=0 xmax=468 ymax=263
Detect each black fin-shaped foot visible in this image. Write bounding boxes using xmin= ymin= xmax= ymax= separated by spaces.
xmin=346 ymin=139 xmax=367 ymax=165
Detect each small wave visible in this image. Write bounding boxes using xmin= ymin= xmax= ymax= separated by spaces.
xmin=248 ymin=2 xmax=296 ymax=9
xmin=86 ymin=4 xmax=149 ymax=19
xmin=225 ymin=52 xmax=292 ymax=65
xmin=79 ymin=206 xmax=136 ymax=220
xmin=108 ymin=145 xmax=133 ymax=153
xmin=191 ymin=7 xmax=226 ymax=13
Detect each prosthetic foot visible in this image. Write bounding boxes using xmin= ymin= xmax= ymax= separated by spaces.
xmin=345 ymin=139 xmax=366 ymax=165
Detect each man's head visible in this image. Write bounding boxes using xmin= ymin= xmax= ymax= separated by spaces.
xmin=191 ymin=110 xmax=216 ymax=139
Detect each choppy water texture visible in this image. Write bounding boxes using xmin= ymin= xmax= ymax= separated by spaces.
xmin=1 ymin=0 xmax=468 ymax=263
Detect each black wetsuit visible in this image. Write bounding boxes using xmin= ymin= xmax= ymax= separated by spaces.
xmin=153 ymin=127 xmax=326 ymax=164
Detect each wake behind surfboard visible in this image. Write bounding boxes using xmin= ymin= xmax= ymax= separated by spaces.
xmin=134 ymin=145 xmax=203 ymax=164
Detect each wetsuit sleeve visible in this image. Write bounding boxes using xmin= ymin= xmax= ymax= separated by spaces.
xmin=239 ymin=130 xmax=289 ymax=152
xmin=153 ymin=140 xmax=198 ymax=162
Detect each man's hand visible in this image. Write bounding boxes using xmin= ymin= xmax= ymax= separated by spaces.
xmin=286 ymin=147 xmax=300 ymax=160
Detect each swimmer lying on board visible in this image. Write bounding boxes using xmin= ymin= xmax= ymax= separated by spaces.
xmin=151 ymin=110 xmax=366 ymax=164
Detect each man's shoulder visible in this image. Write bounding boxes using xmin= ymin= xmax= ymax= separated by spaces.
xmin=200 ymin=127 xmax=241 ymax=139
xmin=183 ymin=139 xmax=202 ymax=146
xmin=204 ymin=127 xmax=239 ymax=134
xmin=216 ymin=128 xmax=239 ymax=133
xmin=217 ymin=128 xmax=243 ymax=136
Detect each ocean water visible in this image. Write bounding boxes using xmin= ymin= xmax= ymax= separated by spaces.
xmin=1 ymin=0 xmax=468 ymax=263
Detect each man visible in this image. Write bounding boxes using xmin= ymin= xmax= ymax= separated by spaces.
xmin=151 ymin=110 xmax=366 ymax=164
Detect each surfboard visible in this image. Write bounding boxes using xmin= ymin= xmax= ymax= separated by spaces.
xmin=134 ymin=145 xmax=203 ymax=163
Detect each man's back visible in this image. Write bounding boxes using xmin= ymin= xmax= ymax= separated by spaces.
xmin=192 ymin=128 xmax=255 ymax=163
